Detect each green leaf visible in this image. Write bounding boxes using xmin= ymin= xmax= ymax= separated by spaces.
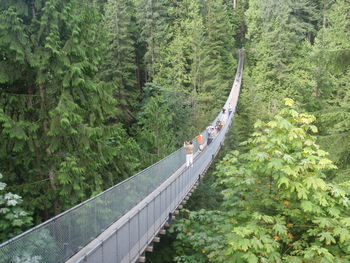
xmin=318 ymin=232 xmax=336 ymax=245
xmin=243 ymin=252 xmax=258 ymax=263
xmin=272 ymin=223 xmax=287 ymax=236
xmin=303 ymin=177 xmax=327 ymax=190
xmin=284 ymin=98 xmax=295 ymax=107
xmin=300 ymin=200 xmax=313 ymax=212
xmin=277 ymin=177 xmax=290 ymax=188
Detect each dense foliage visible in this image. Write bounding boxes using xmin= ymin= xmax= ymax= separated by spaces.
xmin=174 ymin=100 xmax=350 ymax=262
xmin=1 ymin=0 xmax=350 ymax=262
xmin=241 ymin=0 xmax=350 ymax=180
xmin=165 ymin=0 xmax=350 ymax=261
xmin=0 ymin=0 xmax=236 ymax=241
xmin=0 ymin=0 xmax=141 ymax=224
xmin=0 ymin=173 xmax=32 ymax=242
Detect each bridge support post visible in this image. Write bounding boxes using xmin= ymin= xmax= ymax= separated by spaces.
xmin=146 ymin=245 xmax=154 ymax=252
xmin=63 ymin=243 xmax=69 ymax=259
xmin=138 ymin=254 xmax=146 ymax=263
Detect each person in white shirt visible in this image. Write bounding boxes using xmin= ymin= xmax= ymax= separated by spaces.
xmin=228 ymin=103 xmax=233 ymax=115
xmin=221 ymin=108 xmax=228 ymax=125
xmin=183 ymin=141 xmax=194 ymax=167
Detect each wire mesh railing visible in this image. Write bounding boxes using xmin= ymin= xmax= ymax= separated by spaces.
xmin=0 ymin=50 xmax=244 ymax=263
xmin=74 ymin=98 xmax=234 ymax=263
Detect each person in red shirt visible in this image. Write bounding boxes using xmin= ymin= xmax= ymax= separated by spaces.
xmin=196 ymin=134 xmax=204 ymax=151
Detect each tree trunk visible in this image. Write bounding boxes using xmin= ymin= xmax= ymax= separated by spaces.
xmin=39 ymin=85 xmax=48 ymax=133
xmin=49 ymin=167 xmax=61 ymax=215
xmin=39 ymin=85 xmax=61 ymax=215
xmin=323 ymin=0 xmax=327 ymax=28
xmin=233 ymin=0 xmax=237 ymax=10
xmin=32 ymin=138 xmax=50 ymax=220
xmin=135 ymin=55 xmax=142 ymax=93
xmin=31 ymin=0 xmax=36 ymax=19
xmin=307 ymin=32 xmax=312 ymax=43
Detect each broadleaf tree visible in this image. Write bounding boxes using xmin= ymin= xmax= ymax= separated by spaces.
xmin=174 ymin=99 xmax=350 ymax=262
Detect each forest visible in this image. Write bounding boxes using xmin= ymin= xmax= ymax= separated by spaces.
xmin=0 ymin=0 xmax=350 ymax=262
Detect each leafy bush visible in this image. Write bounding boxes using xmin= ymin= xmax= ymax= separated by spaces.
xmin=0 ymin=172 xmax=32 ymax=243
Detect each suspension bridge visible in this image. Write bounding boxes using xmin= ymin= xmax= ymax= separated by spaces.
xmin=0 ymin=50 xmax=244 ymax=263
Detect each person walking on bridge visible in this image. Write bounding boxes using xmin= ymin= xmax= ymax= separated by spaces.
xmin=221 ymin=108 xmax=228 ymax=126
xmin=206 ymin=124 xmax=214 ymax=145
xmin=196 ymin=134 xmax=204 ymax=152
xmin=184 ymin=141 xmax=194 ymax=167
xmin=228 ymin=103 xmax=233 ymax=115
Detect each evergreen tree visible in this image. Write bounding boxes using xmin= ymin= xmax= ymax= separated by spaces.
xmin=135 ymin=0 xmax=168 ymax=81
xmin=0 ymin=0 xmax=139 ymax=221
xmin=199 ymin=0 xmax=236 ymax=117
xmin=240 ymin=0 xmax=350 ymax=180
xmin=154 ymin=0 xmax=207 ymax=133
xmin=155 ymin=0 xmax=205 ymax=93
xmin=224 ymin=0 xmax=249 ymax=47
xmin=136 ymin=83 xmax=176 ymax=166
xmin=310 ymin=0 xmax=350 ymax=181
xmin=245 ymin=0 xmax=318 ymax=114
xmin=102 ymin=0 xmax=139 ymax=124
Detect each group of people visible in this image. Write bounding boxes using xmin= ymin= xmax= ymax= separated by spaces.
xmin=183 ymin=104 xmax=234 ymax=168
xmin=207 ymin=105 xmax=233 ymax=144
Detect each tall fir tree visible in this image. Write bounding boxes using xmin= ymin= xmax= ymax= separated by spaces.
xmin=154 ymin=0 xmax=207 ymax=134
xmin=136 ymin=83 xmax=176 ymax=167
xmin=245 ymin=0 xmax=318 ymax=114
xmin=199 ymin=0 xmax=236 ymax=117
xmin=102 ymin=0 xmax=139 ymax=124
xmin=311 ymin=0 xmax=350 ymax=181
xmin=135 ymin=0 xmax=168 ymax=81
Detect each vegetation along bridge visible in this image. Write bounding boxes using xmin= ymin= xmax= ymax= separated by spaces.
xmin=0 ymin=51 xmax=245 ymax=263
